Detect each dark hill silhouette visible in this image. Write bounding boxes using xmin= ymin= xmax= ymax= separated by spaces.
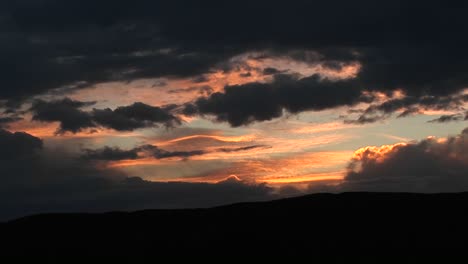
xmin=2 ymin=192 xmax=468 ymax=258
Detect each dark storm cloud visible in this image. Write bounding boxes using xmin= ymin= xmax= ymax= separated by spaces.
xmin=92 ymin=102 xmax=181 ymax=131
xmin=0 ymin=29 xmax=237 ymax=105
xmin=2 ymin=0 xmax=468 ymax=114
xmin=30 ymin=99 xmax=181 ymax=133
xmin=0 ymin=129 xmax=42 ymax=159
xmin=0 ymin=129 xmax=274 ymax=221
xmin=0 ymin=0 xmax=248 ymax=105
xmin=31 ymin=98 xmax=95 ymax=134
xmin=355 ymin=46 xmax=468 ymax=97
xmin=185 ymin=74 xmax=366 ymax=126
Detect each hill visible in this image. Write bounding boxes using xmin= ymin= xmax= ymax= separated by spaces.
xmin=2 ymin=192 xmax=468 ymax=258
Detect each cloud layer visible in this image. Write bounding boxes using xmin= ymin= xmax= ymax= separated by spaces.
xmin=2 ymin=1 xmax=468 ymax=123
xmin=82 ymin=144 xmax=269 ymax=161
xmin=184 ymin=74 xmax=367 ymax=126
xmin=30 ymin=98 xmax=180 ymax=133
xmin=0 ymin=129 xmax=274 ymax=221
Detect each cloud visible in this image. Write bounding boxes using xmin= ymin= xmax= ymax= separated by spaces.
xmin=82 ymin=146 xmax=140 ymax=161
xmin=262 ymin=67 xmax=284 ymax=75
xmin=167 ymin=86 xmax=214 ymax=96
xmin=191 ymin=75 xmax=209 ymax=83
xmin=31 ymin=98 xmax=96 ymax=134
xmin=0 ymin=116 xmax=22 ymax=128
xmin=138 ymin=145 xmax=206 ymax=160
xmin=0 ymin=129 xmax=274 ymax=221
xmin=344 ymin=115 xmax=384 ymax=125
xmin=217 ymin=145 xmax=270 ymax=153
xmin=0 ymin=129 xmax=43 ymax=159
xmin=92 ymin=102 xmax=181 ymax=131
xmin=428 ymin=113 xmax=466 ymax=123
xmin=30 ymin=99 xmax=181 ymax=133
xmin=82 ymin=145 xmax=205 ymax=161
xmin=82 ymin=144 xmax=269 ymax=161
xmin=345 ymin=93 xmax=468 ymax=124
xmin=338 ymin=128 xmax=468 ymax=192
xmin=184 ymin=74 xmax=366 ymax=126
xmin=1 ymin=0 xmax=468 ymax=118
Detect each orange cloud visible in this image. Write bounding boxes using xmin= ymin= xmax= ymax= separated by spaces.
xmin=263 ymin=171 xmax=345 ymax=184
xmin=157 ymin=134 xmax=257 ymax=146
xmin=351 ymin=143 xmax=408 ymax=163
xmin=8 ymin=118 xmax=60 ymax=138
xmin=107 ymin=157 xmax=164 ymax=168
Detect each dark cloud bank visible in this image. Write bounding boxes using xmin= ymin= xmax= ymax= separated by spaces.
xmin=1 ymin=1 xmax=468 ymax=126
xmin=30 ymin=98 xmax=180 ymax=133
xmin=0 ymin=129 xmax=274 ymax=221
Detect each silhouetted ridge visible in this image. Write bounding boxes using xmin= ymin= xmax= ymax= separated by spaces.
xmin=2 ymin=192 xmax=468 ymax=257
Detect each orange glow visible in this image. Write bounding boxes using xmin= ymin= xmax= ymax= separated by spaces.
xmin=8 ymin=120 xmax=60 ymax=138
xmin=392 ymin=89 xmax=406 ymax=99
xmin=163 ymin=151 xmax=353 ymax=184
xmin=220 ymin=175 xmax=242 ymax=182
xmin=8 ymin=115 xmax=141 ymax=139
xmin=422 ymin=110 xmax=460 ymax=116
xmin=203 ymin=68 xmax=265 ymax=91
xmin=352 ymin=143 xmax=407 ymax=162
xmin=157 ymin=134 xmax=257 ymax=146
xmin=360 ymin=90 xmax=393 ymax=103
xmin=262 ymin=172 xmax=345 ymax=184
xmin=107 ymin=158 xmax=164 ymax=168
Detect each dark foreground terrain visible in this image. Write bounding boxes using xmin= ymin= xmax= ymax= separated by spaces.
xmin=2 ymin=192 xmax=468 ymax=259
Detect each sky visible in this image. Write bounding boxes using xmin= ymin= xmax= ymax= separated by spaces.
xmin=1 ymin=0 xmax=467 ymax=220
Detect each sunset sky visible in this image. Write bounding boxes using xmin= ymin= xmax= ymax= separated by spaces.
xmin=1 ymin=1 xmax=467 ymax=220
